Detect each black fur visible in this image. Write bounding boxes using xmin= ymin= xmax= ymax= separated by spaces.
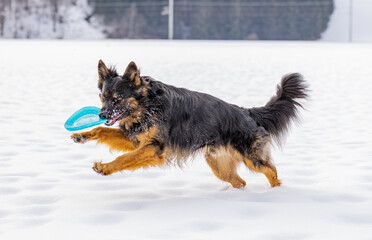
xmin=98 ymin=62 xmax=308 ymax=164
xmin=150 ymin=81 xmax=259 ymax=157
xmin=245 ymin=73 xmax=308 ymax=147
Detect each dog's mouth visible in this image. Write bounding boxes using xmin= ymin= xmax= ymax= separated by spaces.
xmin=104 ymin=111 xmax=126 ymax=126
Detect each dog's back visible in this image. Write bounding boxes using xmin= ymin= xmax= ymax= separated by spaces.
xmin=156 ymin=83 xmax=259 ymax=156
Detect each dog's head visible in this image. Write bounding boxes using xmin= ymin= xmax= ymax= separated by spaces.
xmin=97 ymin=60 xmax=148 ymax=126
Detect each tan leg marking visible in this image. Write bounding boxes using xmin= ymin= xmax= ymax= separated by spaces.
xmin=71 ymin=126 xmax=138 ymax=152
xmin=92 ymin=126 xmax=165 ymax=175
xmin=93 ymin=145 xmax=166 ymax=175
xmin=243 ymin=159 xmax=281 ymax=187
xmin=205 ymin=146 xmax=246 ymax=189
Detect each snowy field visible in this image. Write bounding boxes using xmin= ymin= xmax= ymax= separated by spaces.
xmin=1 ymin=40 xmax=372 ymax=239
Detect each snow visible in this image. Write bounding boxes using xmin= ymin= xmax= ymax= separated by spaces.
xmin=1 ymin=40 xmax=372 ymax=239
xmin=0 ymin=0 xmax=104 ymax=39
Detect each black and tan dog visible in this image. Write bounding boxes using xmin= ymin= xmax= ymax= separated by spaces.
xmin=71 ymin=60 xmax=308 ymax=188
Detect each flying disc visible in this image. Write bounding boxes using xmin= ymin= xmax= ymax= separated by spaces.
xmin=64 ymin=106 xmax=107 ymax=131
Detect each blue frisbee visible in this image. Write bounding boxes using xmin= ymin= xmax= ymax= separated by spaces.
xmin=64 ymin=106 xmax=107 ymax=131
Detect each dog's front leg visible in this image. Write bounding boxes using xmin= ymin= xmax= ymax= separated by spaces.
xmin=70 ymin=127 xmax=100 ymax=143
xmin=92 ymin=144 xmax=166 ymax=175
xmin=71 ymin=126 xmax=138 ymax=152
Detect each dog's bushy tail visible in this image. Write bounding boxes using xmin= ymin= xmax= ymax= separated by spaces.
xmin=246 ymin=73 xmax=309 ymax=147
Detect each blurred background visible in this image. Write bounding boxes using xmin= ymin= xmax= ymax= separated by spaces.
xmin=0 ymin=0 xmax=371 ymax=42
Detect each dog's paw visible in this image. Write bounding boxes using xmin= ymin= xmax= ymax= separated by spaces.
xmin=70 ymin=133 xmax=93 ymax=144
xmin=271 ymin=179 xmax=282 ymax=187
xmin=92 ymin=162 xmax=112 ymax=176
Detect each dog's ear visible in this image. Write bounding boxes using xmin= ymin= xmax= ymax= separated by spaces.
xmin=123 ymin=61 xmax=141 ymax=86
xmin=98 ymin=59 xmax=109 ymax=89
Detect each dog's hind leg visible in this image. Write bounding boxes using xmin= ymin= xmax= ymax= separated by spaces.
xmin=243 ymin=129 xmax=281 ymax=187
xmin=205 ymin=147 xmax=246 ymax=189
xmin=92 ymin=144 xmax=166 ymax=175
xmin=71 ymin=127 xmax=138 ymax=152
xmin=243 ymin=158 xmax=281 ymax=187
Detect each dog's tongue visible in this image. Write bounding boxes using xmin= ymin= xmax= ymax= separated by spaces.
xmin=104 ymin=113 xmax=123 ymax=126
xmin=105 ymin=118 xmax=117 ymax=126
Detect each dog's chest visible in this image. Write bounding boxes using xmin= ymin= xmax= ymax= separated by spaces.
xmin=119 ymin=115 xmax=156 ymax=141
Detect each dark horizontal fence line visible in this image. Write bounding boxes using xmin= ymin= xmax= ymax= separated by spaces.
xmin=0 ymin=2 xmax=333 ymax=10
xmin=176 ymin=1 xmax=333 ymax=7
xmin=91 ymin=1 xmax=332 ymax=8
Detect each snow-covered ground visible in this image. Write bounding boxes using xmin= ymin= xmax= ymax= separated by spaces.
xmin=1 ymin=40 xmax=372 ymax=239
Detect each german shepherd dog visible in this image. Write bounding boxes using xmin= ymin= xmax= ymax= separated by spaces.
xmin=71 ymin=60 xmax=308 ymax=188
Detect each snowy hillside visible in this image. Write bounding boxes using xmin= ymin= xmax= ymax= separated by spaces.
xmin=1 ymin=40 xmax=372 ymax=239
xmin=0 ymin=0 xmax=104 ymax=39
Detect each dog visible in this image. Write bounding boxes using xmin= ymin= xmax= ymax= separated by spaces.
xmin=71 ymin=60 xmax=308 ymax=188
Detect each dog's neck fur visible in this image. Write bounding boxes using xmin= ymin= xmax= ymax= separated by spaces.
xmin=118 ymin=100 xmax=161 ymax=141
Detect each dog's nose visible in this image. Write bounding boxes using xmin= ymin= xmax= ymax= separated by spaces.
xmin=99 ymin=111 xmax=109 ymax=119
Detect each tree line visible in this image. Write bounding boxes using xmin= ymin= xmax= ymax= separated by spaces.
xmin=89 ymin=0 xmax=334 ymax=40
xmin=0 ymin=0 xmax=334 ymax=39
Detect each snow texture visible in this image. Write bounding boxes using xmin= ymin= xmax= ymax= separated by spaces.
xmin=0 ymin=0 xmax=104 ymax=39
xmin=0 ymin=40 xmax=372 ymax=239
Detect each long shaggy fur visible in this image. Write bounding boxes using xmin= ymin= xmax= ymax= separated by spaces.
xmin=71 ymin=61 xmax=309 ymax=189
xmin=245 ymin=73 xmax=308 ymax=147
